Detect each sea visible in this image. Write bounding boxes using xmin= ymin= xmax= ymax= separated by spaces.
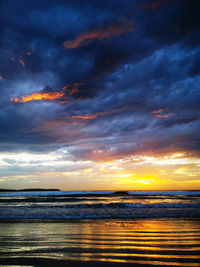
xmin=0 ymin=190 xmax=200 ymax=266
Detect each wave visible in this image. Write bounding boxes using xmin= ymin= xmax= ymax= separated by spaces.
xmin=1 ymin=202 xmax=200 ymax=209
xmin=0 ymin=191 xmax=115 ymax=197
xmin=1 ymin=190 xmax=200 ymax=197
xmin=0 ymin=197 xmax=109 ymax=203
xmin=1 ymin=213 xmax=200 ymax=220
xmin=1 ymin=190 xmax=199 ymax=220
xmin=1 ymin=202 xmax=200 ymax=220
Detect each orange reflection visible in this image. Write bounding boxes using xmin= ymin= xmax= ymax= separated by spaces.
xmin=1 ymin=219 xmax=199 ymax=265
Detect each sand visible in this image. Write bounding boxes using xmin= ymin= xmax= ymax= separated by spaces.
xmin=0 ymin=257 xmax=169 ymax=267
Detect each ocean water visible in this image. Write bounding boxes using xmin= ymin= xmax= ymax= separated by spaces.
xmin=0 ymin=190 xmax=200 ymax=220
xmin=0 ymin=191 xmax=200 ymax=266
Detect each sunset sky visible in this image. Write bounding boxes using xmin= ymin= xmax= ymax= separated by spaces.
xmin=0 ymin=0 xmax=200 ymax=190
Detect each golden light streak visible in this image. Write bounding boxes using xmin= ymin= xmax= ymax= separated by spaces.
xmin=115 ymin=173 xmax=156 ymax=185
xmin=10 ymin=82 xmax=82 ymax=104
xmin=10 ymin=91 xmax=65 ymax=103
xmin=1 ymin=151 xmax=200 ymax=190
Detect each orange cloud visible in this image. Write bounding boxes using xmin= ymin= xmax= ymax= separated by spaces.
xmin=155 ymin=114 xmax=170 ymax=118
xmin=71 ymin=105 xmax=138 ymax=121
xmin=152 ymin=109 xmax=166 ymax=114
xmin=72 ymin=114 xmax=98 ymax=120
xmin=62 ymin=85 xmax=69 ymax=91
xmin=69 ymin=87 xmax=79 ymax=96
xmin=64 ymin=20 xmax=133 ymax=49
xmin=10 ymin=81 xmax=83 ymax=104
xmin=19 ymin=59 xmax=25 ymax=67
xmin=151 ymin=108 xmax=173 ymax=118
xmin=59 ymin=100 xmax=69 ymax=104
xmin=26 ymin=51 xmax=32 ymax=56
xmin=63 ymin=82 xmax=82 ymax=96
xmin=10 ymin=91 xmax=65 ymax=103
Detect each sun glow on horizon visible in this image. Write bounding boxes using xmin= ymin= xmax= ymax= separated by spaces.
xmin=0 ymin=150 xmax=199 ymax=191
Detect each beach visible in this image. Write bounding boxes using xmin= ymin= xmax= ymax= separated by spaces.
xmin=1 ymin=1 xmax=200 ymax=266
xmin=0 ymin=191 xmax=200 ymax=266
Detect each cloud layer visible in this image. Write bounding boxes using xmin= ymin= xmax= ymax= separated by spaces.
xmin=0 ymin=0 xmax=200 ymax=189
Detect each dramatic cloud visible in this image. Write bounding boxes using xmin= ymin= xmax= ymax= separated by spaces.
xmin=0 ymin=0 xmax=200 ymax=189
xmin=10 ymin=91 xmax=66 ymax=103
xmin=64 ymin=20 xmax=133 ymax=49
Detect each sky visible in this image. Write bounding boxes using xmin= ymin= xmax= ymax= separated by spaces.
xmin=0 ymin=0 xmax=200 ymax=191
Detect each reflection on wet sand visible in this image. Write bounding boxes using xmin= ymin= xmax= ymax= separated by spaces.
xmin=0 ymin=219 xmax=200 ymax=266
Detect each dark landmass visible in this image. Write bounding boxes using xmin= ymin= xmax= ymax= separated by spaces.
xmin=0 ymin=188 xmax=60 ymax=192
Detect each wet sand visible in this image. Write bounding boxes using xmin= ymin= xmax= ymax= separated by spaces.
xmin=0 ymin=218 xmax=200 ymax=266
xmin=0 ymin=257 xmax=181 ymax=266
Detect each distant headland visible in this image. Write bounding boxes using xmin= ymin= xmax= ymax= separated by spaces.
xmin=0 ymin=188 xmax=61 ymax=192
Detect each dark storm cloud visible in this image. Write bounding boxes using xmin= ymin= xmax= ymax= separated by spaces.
xmin=0 ymin=0 xmax=200 ymax=159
